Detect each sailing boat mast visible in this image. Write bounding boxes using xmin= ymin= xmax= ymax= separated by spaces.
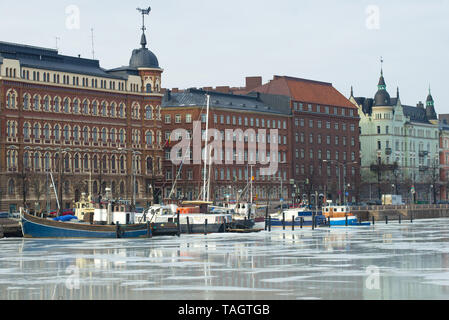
xmin=202 ymin=94 xmax=210 ymax=202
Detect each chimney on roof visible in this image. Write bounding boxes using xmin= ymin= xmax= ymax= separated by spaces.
xmin=417 ymin=101 xmax=424 ymax=108
xmin=245 ymin=76 xmax=262 ymax=90
xmin=166 ymin=89 xmax=171 ymax=101
xmin=172 ymin=88 xmax=179 ymax=93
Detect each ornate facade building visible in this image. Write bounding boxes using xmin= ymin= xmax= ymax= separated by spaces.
xmin=350 ymin=68 xmax=440 ymax=203
xmin=0 ymin=22 xmax=164 ymax=212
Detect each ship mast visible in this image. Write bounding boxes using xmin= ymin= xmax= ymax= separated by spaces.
xmin=202 ymin=94 xmax=210 ymax=202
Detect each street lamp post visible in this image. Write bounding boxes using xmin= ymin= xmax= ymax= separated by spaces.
xmin=323 ymin=160 xmax=358 ymax=205
xmin=118 ymin=148 xmax=141 ymax=211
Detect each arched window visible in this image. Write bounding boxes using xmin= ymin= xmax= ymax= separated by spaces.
xmin=110 ymin=128 xmax=116 ymax=143
xmin=111 ymin=155 xmax=116 ymax=171
xmin=92 ymin=128 xmax=98 ymax=142
xmin=120 ymin=156 xmax=125 ymax=171
xmin=146 ymin=131 xmax=153 ymax=145
xmin=101 ymin=102 xmax=107 ymax=116
xmin=73 ymin=126 xmax=80 ymax=141
xmin=83 ymin=100 xmax=89 ymax=114
xmin=23 ymin=152 xmax=30 ymax=169
xmin=93 ymin=155 xmax=98 ymax=170
xmin=145 ymin=106 xmax=152 ymax=120
xmin=63 ymin=98 xmax=70 ymax=113
xmin=146 ymin=157 xmax=153 ymax=173
xmin=110 ymin=103 xmax=116 ymax=117
xmin=101 ymin=128 xmax=107 ymax=142
xmin=23 ymin=94 xmax=30 ymax=110
xmin=64 ymin=153 xmax=70 ymax=171
xmin=34 ymin=152 xmax=40 ymax=169
xmin=33 ymin=123 xmax=40 ymax=139
xmin=92 ymin=101 xmax=98 ymax=115
xmin=63 ymin=125 xmax=70 ymax=141
xmin=54 ymin=97 xmax=60 ymax=112
xmin=83 ymin=154 xmax=89 ymax=169
xmin=23 ymin=123 xmax=30 ymax=139
xmin=44 ymin=153 xmax=50 ymax=171
xmin=74 ymin=154 xmax=80 ymax=170
xmin=54 ymin=125 xmax=61 ymax=141
xmin=33 ymin=95 xmax=40 ymax=110
xmin=83 ymin=127 xmax=89 ymax=142
xmin=44 ymin=124 xmax=50 ymax=140
xmin=146 ymin=84 xmax=152 ymax=93
xmin=43 ymin=96 xmax=50 ymax=111
xmin=73 ymin=99 xmax=79 ymax=113
xmin=93 ymin=181 xmax=98 ymax=195
xmin=119 ymin=129 xmax=125 ymax=144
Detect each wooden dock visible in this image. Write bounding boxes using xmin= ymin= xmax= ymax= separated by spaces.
xmin=0 ymin=218 xmax=22 ymax=238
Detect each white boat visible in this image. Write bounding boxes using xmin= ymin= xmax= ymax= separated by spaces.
xmin=140 ymin=201 xmax=233 ymax=234
xmin=269 ymin=206 xmax=326 ymax=228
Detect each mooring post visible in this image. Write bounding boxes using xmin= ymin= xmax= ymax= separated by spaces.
xmin=300 ymin=217 xmax=303 ymax=229
xmin=282 ymin=212 xmax=285 ymax=230
xmin=312 ymin=214 xmax=315 ymax=230
xmin=386 ymin=216 xmax=388 ymax=224
xmin=204 ymin=219 xmax=208 ymax=235
xmin=116 ymin=222 xmax=121 ymax=239
xmin=268 ymin=216 xmax=272 ymax=232
xmin=292 ymin=216 xmax=295 ymax=231
xmin=345 ymin=214 xmax=348 ymax=227
xmin=146 ymin=221 xmax=152 ymax=238
xmin=328 ymin=216 xmax=331 ymax=228
xmin=372 ymin=216 xmax=375 ymax=226
xmin=186 ymin=216 xmax=191 ymax=234
xmin=177 ymin=211 xmax=181 ymax=237
xmin=411 ymin=213 xmax=413 ymax=223
xmin=399 ymin=214 xmax=401 ymax=224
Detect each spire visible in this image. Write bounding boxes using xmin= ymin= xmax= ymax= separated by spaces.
xmin=377 ymin=56 xmax=386 ymax=90
xmin=397 ymin=87 xmax=399 ymax=99
xmin=350 ymin=86 xmax=354 ymax=97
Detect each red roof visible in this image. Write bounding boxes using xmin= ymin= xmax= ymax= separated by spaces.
xmin=252 ymin=76 xmax=356 ymax=109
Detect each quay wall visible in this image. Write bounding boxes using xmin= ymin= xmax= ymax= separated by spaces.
xmin=353 ymin=204 xmax=449 ymax=222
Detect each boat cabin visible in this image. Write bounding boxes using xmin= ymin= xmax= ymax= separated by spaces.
xmin=178 ymin=201 xmax=213 ymax=214
xmin=322 ymin=205 xmax=353 ymax=218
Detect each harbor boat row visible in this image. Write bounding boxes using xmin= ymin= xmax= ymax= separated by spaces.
xmin=17 ymin=189 xmax=369 ymax=239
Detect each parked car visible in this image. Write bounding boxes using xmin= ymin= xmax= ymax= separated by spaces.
xmin=367 ymin=200 xmax=382 ymax=205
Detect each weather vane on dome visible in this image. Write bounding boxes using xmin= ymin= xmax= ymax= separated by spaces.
xmin=137 ymin=6 xmax=151 ymax=33
xmin=136 ymin=5 xmax=151 ymax=48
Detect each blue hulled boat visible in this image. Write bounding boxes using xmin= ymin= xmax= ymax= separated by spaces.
xmin=322 ymin=205 xmax=371 ymax=227
xmin=20 ymin=210 xmax=178 ymax=239
xmin=269 ymin=206 xmax=327 ymax=228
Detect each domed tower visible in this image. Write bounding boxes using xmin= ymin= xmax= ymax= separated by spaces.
xmin=373 ymin=63 xmax=391 ymax=107
xmin=131 ymin=6 xmax=163 ymax=94
xmin=426 ymin=87 xmax=438 ymax=124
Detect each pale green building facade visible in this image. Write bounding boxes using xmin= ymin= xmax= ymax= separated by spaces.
xmin=350 ymin=69 xmax=439 ymax=202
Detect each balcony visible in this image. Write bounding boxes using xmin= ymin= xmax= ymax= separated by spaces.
xmin=385 ymin=148 xmax=392 ymax=155
xmin=419 ymin=151 xmax=429 ymax=157
xmin=419 ymin=165 xmax=429 ymax=172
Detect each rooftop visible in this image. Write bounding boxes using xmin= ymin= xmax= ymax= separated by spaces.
xmin=0 ymin=41 xmax=125 ymax=80
xmin=162 ymin=88 xmax=291 ymax=116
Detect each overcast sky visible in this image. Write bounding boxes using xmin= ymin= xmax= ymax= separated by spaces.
xmin=1 ymin=0 xmax=448 ymax=113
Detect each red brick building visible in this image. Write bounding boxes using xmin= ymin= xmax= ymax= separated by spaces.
xmin=199 ymin=76 xmax=361 ymax=204
xmin=0 ymin=27 xmax=164 ymax=212
xmin=161 ymin=89 xmax=292 ymax=204
xmin=250 ymin=76 xmax=361 ymax=204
